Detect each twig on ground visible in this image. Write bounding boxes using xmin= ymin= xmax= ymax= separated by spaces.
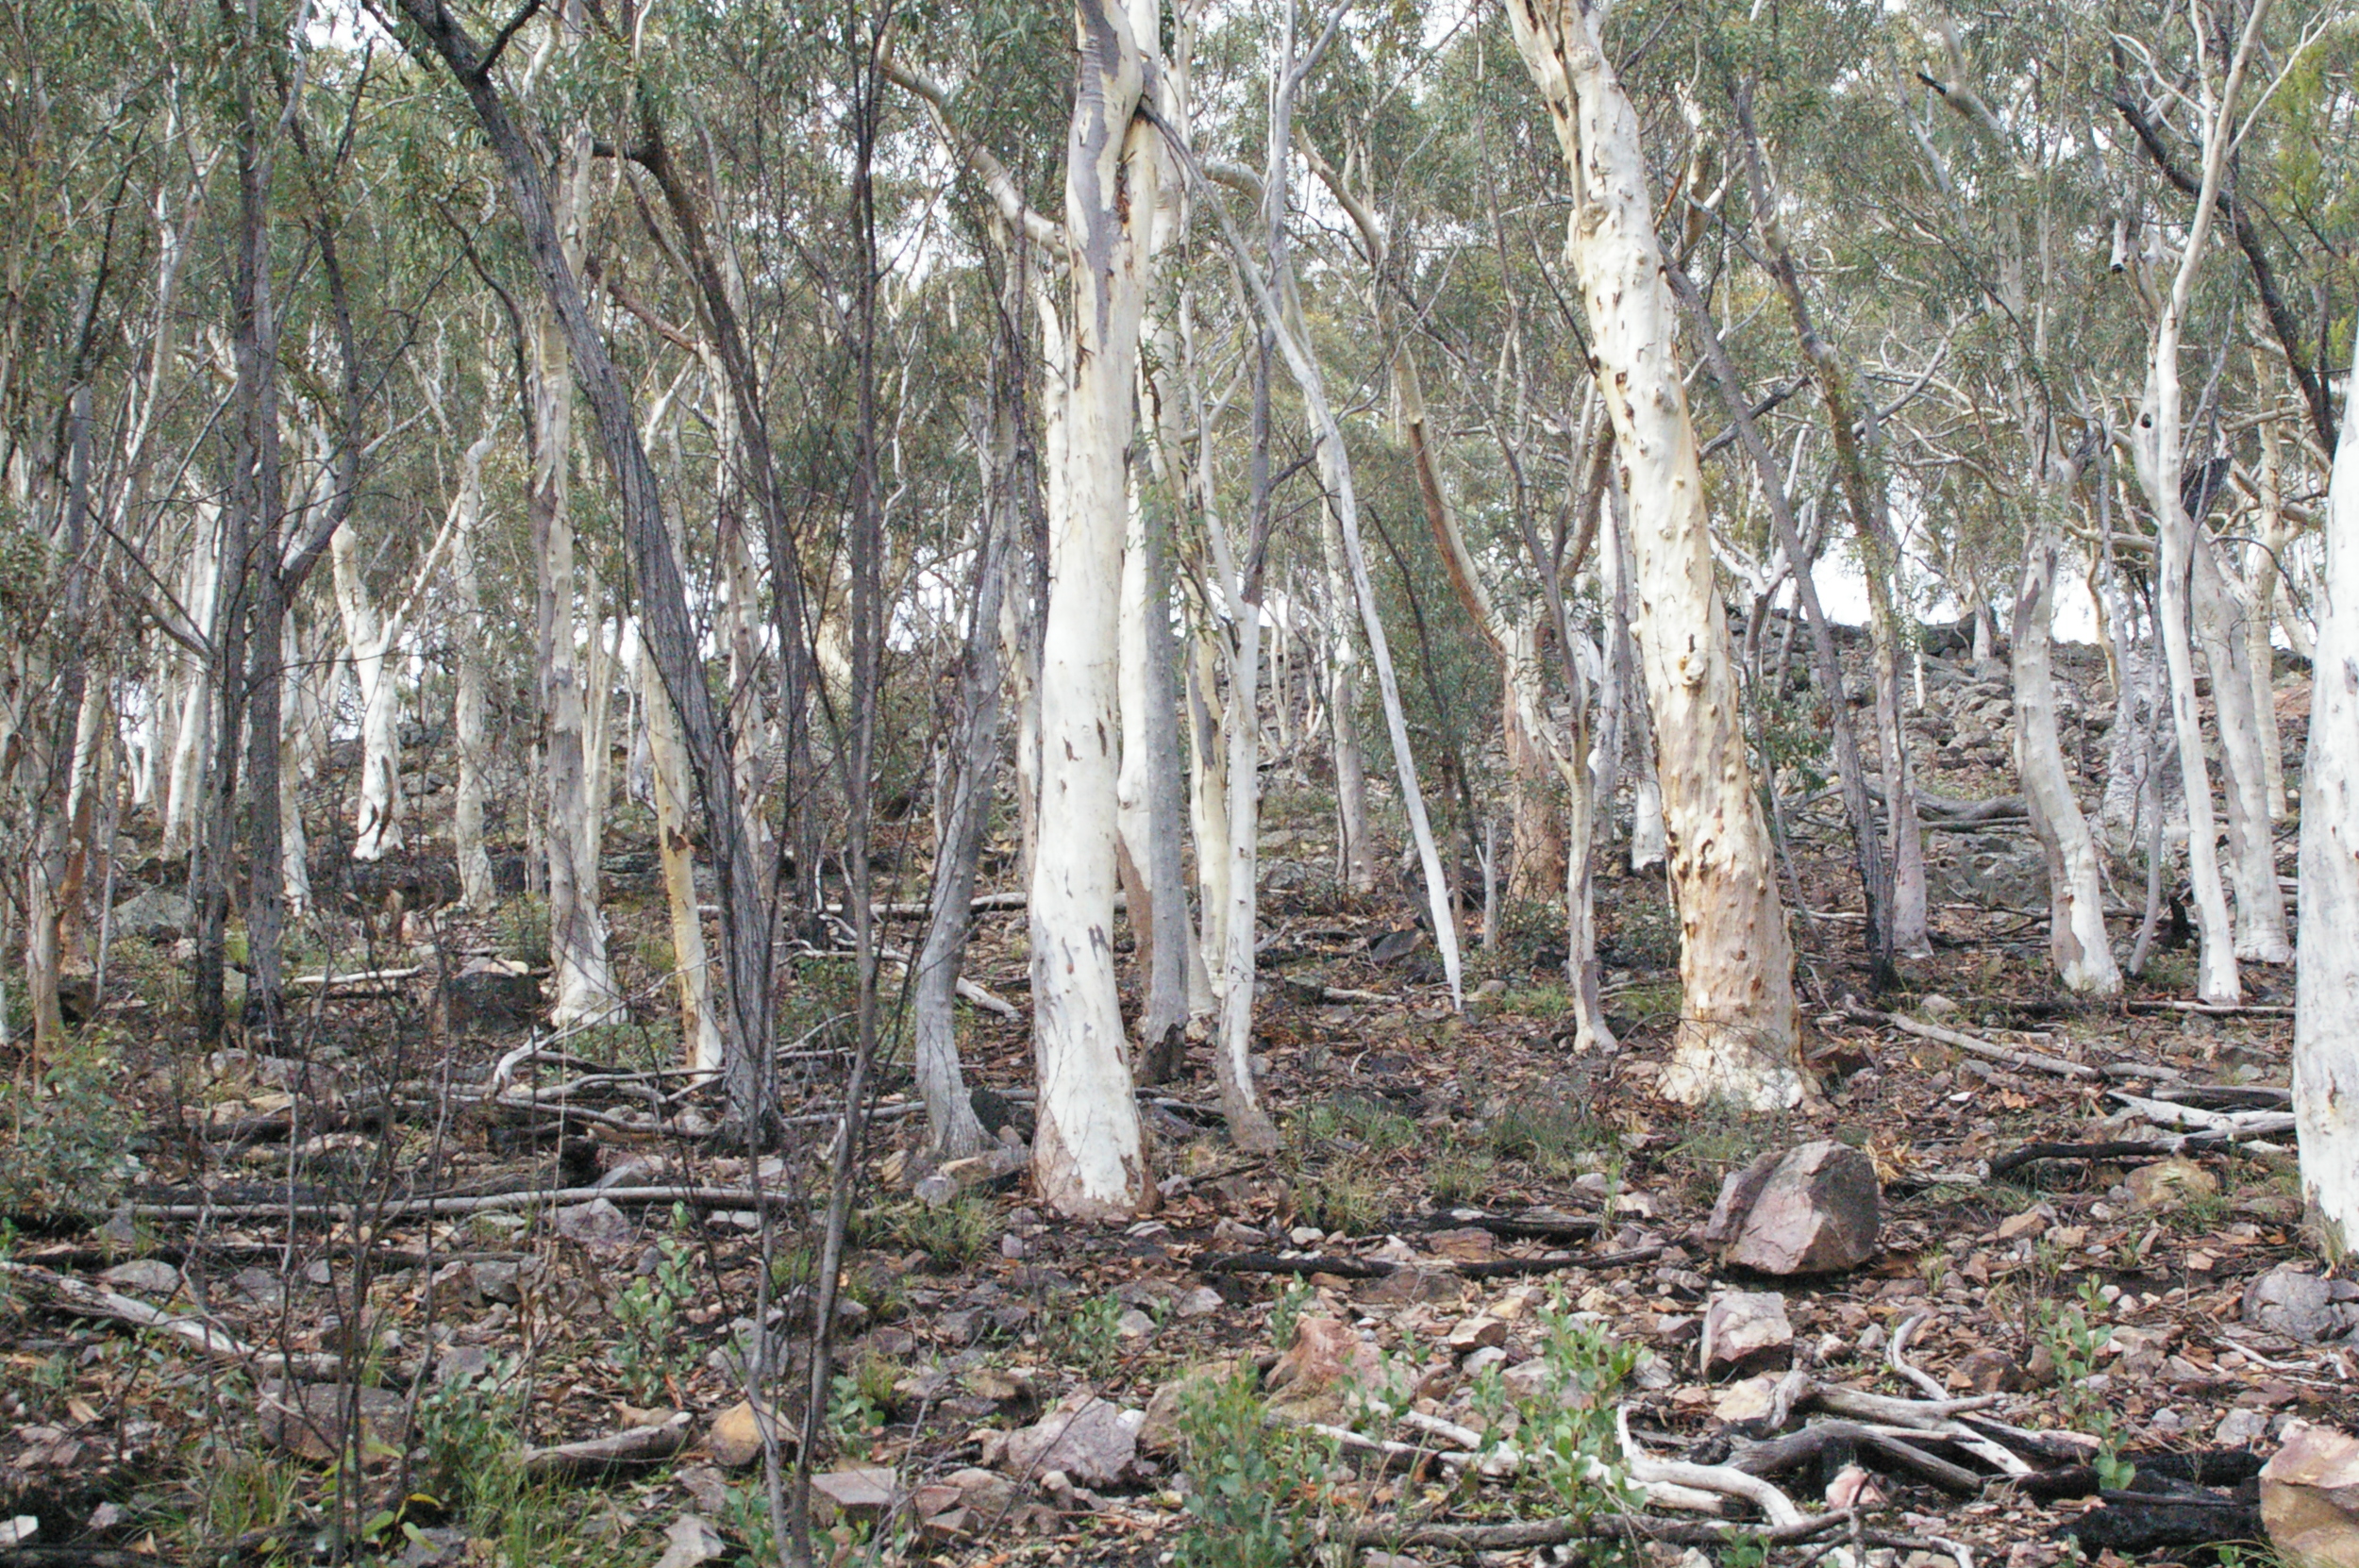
xmin=0 ymin=1259 xmax=349 ymax=1382
xmin=1841 ymin=1003 xmax=2099 ymax=1080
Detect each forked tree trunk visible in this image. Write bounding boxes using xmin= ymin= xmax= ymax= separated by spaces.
xmin=2012 ymin=472 xmax=2120 ymax=995
xmin=1508 ymin=0 xmax=1801 ymax=1107
xmin=2192 ymin=545 xmax=2291 ymax=962
xmin=2294 ymin=320 xmax=2359 ymax=1255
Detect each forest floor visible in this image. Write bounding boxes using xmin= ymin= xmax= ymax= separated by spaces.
xmin=1 ymin=648 xmax=2341 ymax=1568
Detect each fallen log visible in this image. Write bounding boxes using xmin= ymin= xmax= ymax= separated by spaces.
xmin=1842 ymin=1002 xmax=2100 ymax=1081
xmin=519 ymin=1411 xmax=694 ymax=1479
xmin=0 ymin=1259 xmax=349 ymax=1382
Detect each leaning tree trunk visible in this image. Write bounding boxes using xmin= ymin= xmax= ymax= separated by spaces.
xmin=330 ymin=515 xmax=404 ymax=862
xmin=1029 ymin=0 xmax=1156 ymax=1218
xmin=633 ymin=625 xmax=724 ymax=1076
xmin=2013 ymin=476 xmax=2121 ymax=995
xmin=1509 ymin=0 xmax=1800 ymax=1107
xmin=2294 ymin=319 xmax=2359 ymax=1255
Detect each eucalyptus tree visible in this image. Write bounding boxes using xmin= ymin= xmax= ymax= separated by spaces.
xmin=1507 ymin=0 xmax=1802 ymax=1108
xmin=2296 ymin=314 xmax=2359 ymax=1252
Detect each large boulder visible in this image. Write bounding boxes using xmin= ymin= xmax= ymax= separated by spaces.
xmin=2264 ymin=1421 xmax=2359 ymax=1567
xmin=1703 ymin=1142 xmax=1881 ymax=1276
xmin=111 ymin=889 xmax=193 ymax=942
xmin=2244 ymin=1265 xmax=2359 ymax=1345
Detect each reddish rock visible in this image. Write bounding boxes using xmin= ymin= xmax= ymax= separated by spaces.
xmin=1703 ymin=1142 xmax=1881 ymax=1276
xmin=2263 ymin=1420 xmax=2359 ymax=1567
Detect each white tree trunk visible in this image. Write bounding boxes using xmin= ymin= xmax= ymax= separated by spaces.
xmin=160 ymin=503 xmax=223 ymax=862
xmin=1318 ymin=509 xmax=1376 ymax=892
xmin=1509 ymin=0 xmax=1801 ymax=1107
xmin=452 ymin=432 xmax=496 ymax=911
xmin=1029 ymin=0 xmax=1153 ymax=1219
xmin=2012 ymin=489 xmax=2119 ymax=994
xmin=2252 ymin=415 xmax=2290 ymax=820
xmin=2294 ymin=319 xmax=2359 ymax=1255
xmin=278 ymin=619 xmax=312 ymax=917
xmin=330 ymin=513 xmax=403 ymax=862
xmin=2126 ymin=2 xmax=2268 ymax=1006
xmin=2193 ymin=545 xmax=2291 ymax=962
xmin=630 ymin=624 xmax=724 ymax=1075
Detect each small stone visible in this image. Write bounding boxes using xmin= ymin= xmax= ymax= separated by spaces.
xmin=1997 ymin=1208 xmax=2050 ymax=1242
xmin=1917 ymin=993 xmax=1960 ymax=1019
xmin=1953 ymin=1348 xmax=2026 ymax=1393
xmin=1001 ymin=1391 xmax=1144 ymax=1488
xmin=704 ymin=1401 xmax=791 ymax=1469
xmin=100 ymin=1259 xmax=181 ymax=1295
xmin=434 ymin=1344 xmax=493 ymax=1386
xmin=553 ymin=1198 xmax=634 ymax=1254
xmin=1447 ymin=1316 xmax=1509 ymax=1354
xmin=913 ymin=1174 xmax=957 ymax=1209
xmin=1115 ymin=1309 xmax=1157 ymax=1340
xmin=1700 ymin=1291 xmax=1792 ymax=1376
xmin=2264 ymin=1420 xmax=2359 ymax=1567
xmin=810 ymin=1468 xmax=896 ymax=1521
xmin=1427 ymin=1226 xmax=1497 ymax=1261
xmin=1462 ymin=1345 xmax=1508 ymax=1376
xmin=1703 ymin=1143 xmax=1881 ymax=1276
xmin=1175 ymin=1286 xmax=1223 ymax=1318
xmin=1139 ymin=1360 xmax=1244 ymax=1456
xmin=471 ymin=1259 xmax=524 ymax=1305
xmin=1263 ymin=1317 xmax=1385 ymax=1425
xmin=2247 ymin=1264 xmax=2357 ymax=1344
xmin=0 ymin=1520 xmax=34 ymax=1549
xmin=1289 ymin=1226 xmax=1325 ymax=1247
xmin=2125 ymin=1157 xmax=2219 ymax=1211
xmin=258 ymin=1381 xmax=405 ymax=1463
xmin=1712 ymin=1372 xmax=1783 ymax=1426
xmin=948 ymin=1466 xmax=1017 ymax=1516
xmin=2219 ymin=1409 xmax=2271 ymax=1447
xmin=650 ymin=1514 xmax=726 ymax=1568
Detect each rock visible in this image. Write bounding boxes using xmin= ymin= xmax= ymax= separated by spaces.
xmin=2220 ymin=1409 xmax=2272 ymax=1447
xmin=471 ymin=1259 xmax=526 ymax=1305
xmin=1703 ymin=1142 xmax=1881 ymax=1276
xmin=2125 ymin=1157 xmax=2219 ymax=1211
xmin=810 ymin=1468 xmax=897 ymax=1522
xmin=1139 ymin=1359 xmax=1245 ymax=1457
xmin=1712 ymin=1372 xmax=1783 ymax=1426
xmin=553 ymin=1198 xmax=634 ymax=1254
xmin=1463 ymin=1346 xmax=1508 ymax=1376
xmin=1427 ymin=1226 xmax=1497 ymax=1261
xmin=2246 ymin=1265 xmax=2358 ymax=1345
xmin=0 ymin=1520 xmax=33 ymax=1549
xmin=1263 ymin=1317 xmax=1386 ymax=1424
xmin=650 ymin=1515 xmax=726 ymax=1568
xmin=434 ymin=1345 xmax=493 ymax=1386
xmin=1700 ymin=1291 xmax=1793 ymax=1376
xmin=1175 ymin=1286 xmax=1224 ymax=1318
xmin=112 ymin=889 xmax=193 ymax=941
xmin=1001 ymin=1390 xmax=1143 ymax=1488
xmin=1447 ymin=1316 xmax=1508 ymax=1354
xmin=946 ymin=1466 xmax=1017 ymax=1517
xmin=258 ymin=1381 xmax=406 ymax=1463
xmin=1115 ymin=1309 xmax=1157 ymax=1340
xmin=436 ymin=959 xmax=540 ymax=1035
xmin=704 ymin=1401 xmax=792 ymax=1469
xmin=1917 ymin=994 xmax=1961 ymax=1019
xmin=1358 ymin=1265 xmax=1456 ymax=1306
xmin=913 ymin=1174 xmax=957 ymax=1209
xmin=1952 ymin=1348 xmax=2026 ymax=1393
xmin=2264 ymin=1420 xmax=2359 ymax=1567
xmin=100 ymin=1259 xmax=181 ymax=1295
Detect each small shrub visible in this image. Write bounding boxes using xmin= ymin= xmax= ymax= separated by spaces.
xmin=1170 ymin=1366 xmax=1334 ymax=1568
xmin=0 ymin=1036 xmax=142 ymax=1213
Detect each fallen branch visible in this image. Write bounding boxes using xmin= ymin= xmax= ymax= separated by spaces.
xmin=2110 ymin=1092 xmax=2294 ymax=1137
xmin=1889 ymin=1315 xmax=2028 ymax=1476
xmin=126 ymin=1184 xmax=798 ymax=1224
xmin=1988 ymin=1135 xmax=2234 ymax=1178
xmin=1619 ymin=1409 xmax=1804 ymax=1526
xmin=2123 ymin=1000 xmax=2293 ymax=1017
xmin=519 ymin=1411 xmax=694 ymax=1479
xmin=1344 ymin=1509 xmax=1853 ymax=1552
xmin=0 ymin=1259 xmax=349 ymax=1382
xmin=1731 ymin=1418 xmax=1984 ymax=1494
xmin=1842 ymin=1003 xmax=2100 ymax=1080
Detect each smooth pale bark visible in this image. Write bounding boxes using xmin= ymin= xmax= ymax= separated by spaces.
xmin=452 ymin=432 xmax=496 ymax=911
xmin=630 ymin=626 xmax=723 ymax=1076
xmin=2128 ymin=0 xmax=2270 ymax=1006
xmin=160 ymin=504 xmax=223 ymax=861
xmin=1319 ymin=511 xmax=1376 ymax=892
xmin=2192 ymin=544 xmax=2291 ymax=962
xmin=1186 ymin=631 xmax=1230 ymax=1017
xmin=2012 ymin=480 xmax=2120 ymax=995
xmin=1029 ymin=0 xmax=1154 ymax=1218
xmin=330 ymin=522 xmax=404 ymax=862
xmin=2252 ymin=414 xmax=2290 ymax=821
xmin=1508 ymin=0 xmax=1800 ymax=1107
xmin=912 ymin=411 xmax=1014 ymax=1161
xmin=2294 ymin=321 xmax=2359 ymax=1256
xmin=526 ymin=140 xmax=617 ymax=1031
xmin=278 ymin=620 xmax=313 ymax=917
